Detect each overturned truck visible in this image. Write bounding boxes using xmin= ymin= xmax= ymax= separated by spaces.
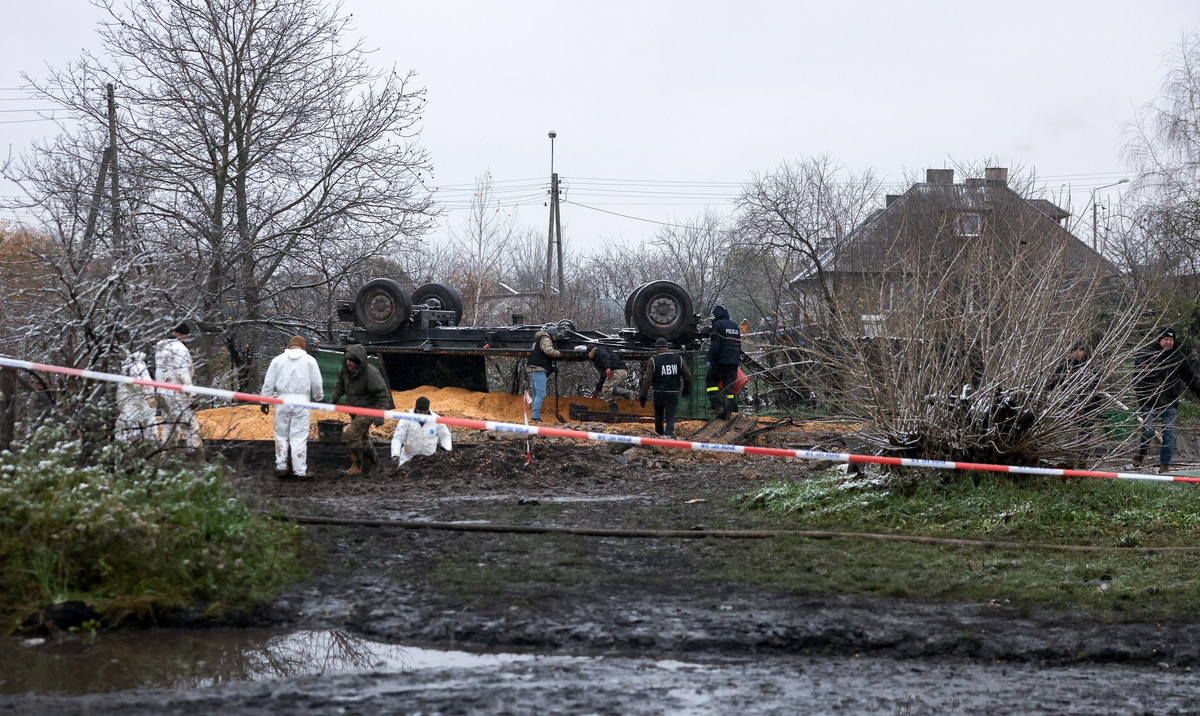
xmin=330 ymin=278 xmax=725 ymax=419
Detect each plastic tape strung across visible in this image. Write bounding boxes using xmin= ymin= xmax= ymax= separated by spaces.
xmin=0 ymin=355 xmax=1193 ymax=485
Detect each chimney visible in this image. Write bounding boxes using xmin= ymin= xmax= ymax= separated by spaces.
xmin=885 ymin=194 xmax=900 ymax=207
xmin=984 ymin=167 xmax=1008 ymax=186
xmin=926 ymin=168 xmax=954 ymax=185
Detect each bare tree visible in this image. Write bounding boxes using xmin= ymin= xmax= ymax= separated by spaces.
xmin=812 ymin=188 xmax=1147 ymax=467
xmin=650 ymin=209 xmax=740 ymax=313
xmin=446 ymin=174 xmax=519 ymax=326
xmin=735 ymin=155 xmax=882 ymax=320
xmin=20 ymin=0 xmax=435 ymax=389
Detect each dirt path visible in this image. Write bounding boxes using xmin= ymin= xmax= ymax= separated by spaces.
xmin=8 ymin=434 xmax=1200 ymax=714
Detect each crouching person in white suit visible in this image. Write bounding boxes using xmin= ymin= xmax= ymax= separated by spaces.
xmin=391 ymin=396 xmax=452 ymax=468
xmin=261 ymin=336 xmax=324 ymax=478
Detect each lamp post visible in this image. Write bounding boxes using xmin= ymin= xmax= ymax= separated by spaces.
xmin=1091 ymin=179 xmax=1129 ymax=249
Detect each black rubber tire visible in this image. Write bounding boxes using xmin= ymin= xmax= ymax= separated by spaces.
xmin=624 ymin=283 xmax=649 ymax=327
xmin=630 ymin=280 xmax=694 ymax=340
xmin=411 ymin=283 xmax=464 ymax=325
xmin=354 ymin=278 xmax=412 ymax=334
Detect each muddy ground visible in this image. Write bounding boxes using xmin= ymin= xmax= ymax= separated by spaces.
xmin=7 ymin=430 xmax=1200 ymax=714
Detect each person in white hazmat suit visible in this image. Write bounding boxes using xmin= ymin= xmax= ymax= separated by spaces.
xmin=391 ymin=396 xmax=452 ymax=468
xmin=116 ymin=350 xmax=157 ymax=441
xmin=260 ymin=336 xmax=324 ymax=478
xmin=155 ymin=322 xmax=203 ymax=448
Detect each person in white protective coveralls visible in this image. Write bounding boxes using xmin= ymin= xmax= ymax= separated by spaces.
xmin=260 ymin=336 xmax=324 ymax=478
xmin=154 ymin=322 xmax=203 ymax=448
xmin=116 ymin=350 xmax=157 ymax=441
xmin=390 ymin=396 xmax=452 ymax=468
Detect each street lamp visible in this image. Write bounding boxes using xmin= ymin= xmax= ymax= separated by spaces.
xmin=1090 ymin=179 xmax=1129 ymax=249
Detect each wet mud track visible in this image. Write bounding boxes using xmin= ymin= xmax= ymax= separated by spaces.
xmin=8 ymin=435 xmax=1200 ymax=714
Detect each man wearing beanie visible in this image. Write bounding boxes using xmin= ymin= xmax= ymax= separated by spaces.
xmin=260 ymin=336 xmax=323 ymax=478
xmin=638 ymin=338 xmax=691 ymax=437
xmin=154 ymin=321 xmax=203 ymax=448
xmin=391 ymin=395 xmax=452 ymax=468
xmin=1133 ymin=328 xmax=1200 ymax=472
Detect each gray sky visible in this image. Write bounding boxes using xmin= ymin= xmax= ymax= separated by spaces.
xmin=0 ymin=0 xmax=1194 ymax=249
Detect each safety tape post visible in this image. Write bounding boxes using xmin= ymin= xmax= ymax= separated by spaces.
xmin=1 ymin=355 xmax=1195 ymax=485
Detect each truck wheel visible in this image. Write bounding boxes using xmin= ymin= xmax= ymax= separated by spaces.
xmin=624 ymin=283 xmax=649 ymax=327
xmin=631 ymin=280 xmax=693 ymax=340
xmin=412 ymin=283 xmax=464 ymax=325
xmin=355 ymin=278 xmax=412 ymax=334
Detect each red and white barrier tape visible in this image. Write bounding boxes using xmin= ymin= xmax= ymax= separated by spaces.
xmin=1 ymin=355 xmax=1193 ymax=485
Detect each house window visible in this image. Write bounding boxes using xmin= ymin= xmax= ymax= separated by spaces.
xmin=959 ymin=212 xmax=981 ymax=236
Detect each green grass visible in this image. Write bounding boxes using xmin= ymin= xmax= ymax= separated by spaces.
xmin=0 ymin=426 xmax=307 ymax=630
xmin=722 ymin=469 xmax=1200 ymax=617
xmin=705 ymin=536 xmax=1200 ymax=618
xmin=737 ymin=469 xmax=1200 ymax=547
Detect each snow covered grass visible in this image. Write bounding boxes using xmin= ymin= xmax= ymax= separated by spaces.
xmin=738 ymin=467 xmax=1200 ymax=547
xmin=0 ymin=426 xmax=306 ymax=631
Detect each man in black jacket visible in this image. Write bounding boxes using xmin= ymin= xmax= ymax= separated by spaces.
xmin=587 ymin=345 xmax=634 ymax=412
xmin=638 ymin=338 xmax=692 ymax=437
xmin=705 ymin=304 xmax=742 ymax=419
xmin=1133 ymin=328 xmax=1200 ymax=471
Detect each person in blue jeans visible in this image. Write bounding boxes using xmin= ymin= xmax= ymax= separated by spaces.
xmin=1134 ymin=328 xmax=1200 ymax=472
xmin=526 ymin=325 xmax=562 ymax=421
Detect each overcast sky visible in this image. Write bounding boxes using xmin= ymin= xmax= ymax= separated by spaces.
xmin=0 ymin=0 xmax=1194 ymax=250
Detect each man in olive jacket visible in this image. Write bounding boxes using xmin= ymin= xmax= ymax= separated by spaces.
xmin=330 ymin=344 xmax=392 ymax=475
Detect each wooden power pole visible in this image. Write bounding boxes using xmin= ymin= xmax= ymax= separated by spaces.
xmin=106 ymin=83 xmax=123 ymax=250
xmin=82 ymin=83 xmax=123 ymax=252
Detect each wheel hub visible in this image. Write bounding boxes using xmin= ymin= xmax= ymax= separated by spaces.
xmin=367 ymin=293 xmax=395 ymax=322
xmin=646 ymin=296 xmax=679 ymax=327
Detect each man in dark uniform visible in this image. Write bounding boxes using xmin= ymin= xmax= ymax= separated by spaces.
xmin=638 ymin=338 xmax=692 ymax=437
xmin=706 ymin=304 xmax=742 ymax=419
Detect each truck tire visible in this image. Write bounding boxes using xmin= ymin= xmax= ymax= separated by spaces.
xmin=630 ymin=280 xmax=693 ymax=341
xmin=412 ymin=283 xmax=464 ymax=325
xmin=624 ymin=283 xmax=649 ymax=327
xmin=355 ymin=278 xmax=412 ymax=334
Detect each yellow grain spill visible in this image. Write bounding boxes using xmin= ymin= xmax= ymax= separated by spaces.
xmin=197 ymin=386 xmax=653 ymax=441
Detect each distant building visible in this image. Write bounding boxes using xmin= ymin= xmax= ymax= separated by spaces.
xmin=790 ymin=167 xmax=1118 ymax=325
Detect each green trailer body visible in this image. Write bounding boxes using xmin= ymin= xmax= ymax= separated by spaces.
xmin=311 ymin=348 xmax=388 ymax=403
xmin=678 ymin=351 xmax=711 ymax=420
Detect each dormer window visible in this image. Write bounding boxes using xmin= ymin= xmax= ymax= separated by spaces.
xmin=959 ymin=212 xmax=981 ymax=236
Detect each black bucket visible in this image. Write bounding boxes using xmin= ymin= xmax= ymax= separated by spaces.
xmin=317 ymin=420 xmax=345 ymax=444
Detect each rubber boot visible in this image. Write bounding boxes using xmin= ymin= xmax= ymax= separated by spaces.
xmin=362 ymin=446 xmax=379 ymax=476
xmin=1132 ymin=446 xmax=1147 ymax=468
xmin=340 ymin=450 xmax=362 ymax=476
xmin=721 ymin=395 xmax=736 ymax=421
xmin=607 ymin=400 xmax=620 ymax=414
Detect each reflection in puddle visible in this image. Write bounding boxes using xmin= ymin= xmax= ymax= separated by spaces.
xmin=0 ymin=629 xmax=534 ymax=695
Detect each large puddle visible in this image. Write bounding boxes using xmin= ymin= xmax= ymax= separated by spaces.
xmin=0 ymin=629 xmax=538 ymax=695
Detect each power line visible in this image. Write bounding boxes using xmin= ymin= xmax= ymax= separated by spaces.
xmin=563 ymin=200 xmax=708 ymax=229
xmin=0 ymin=117 xmax=65 ymax=124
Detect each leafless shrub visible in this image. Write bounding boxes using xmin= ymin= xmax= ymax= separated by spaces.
xmin=811 ymin=192 xmax=1149 ymax=467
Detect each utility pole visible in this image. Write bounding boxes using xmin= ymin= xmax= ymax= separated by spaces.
xmin=106 ymin=83 xmax=123 ymax=250
xmin=544 ymin=130 xmax=564 ymax=298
